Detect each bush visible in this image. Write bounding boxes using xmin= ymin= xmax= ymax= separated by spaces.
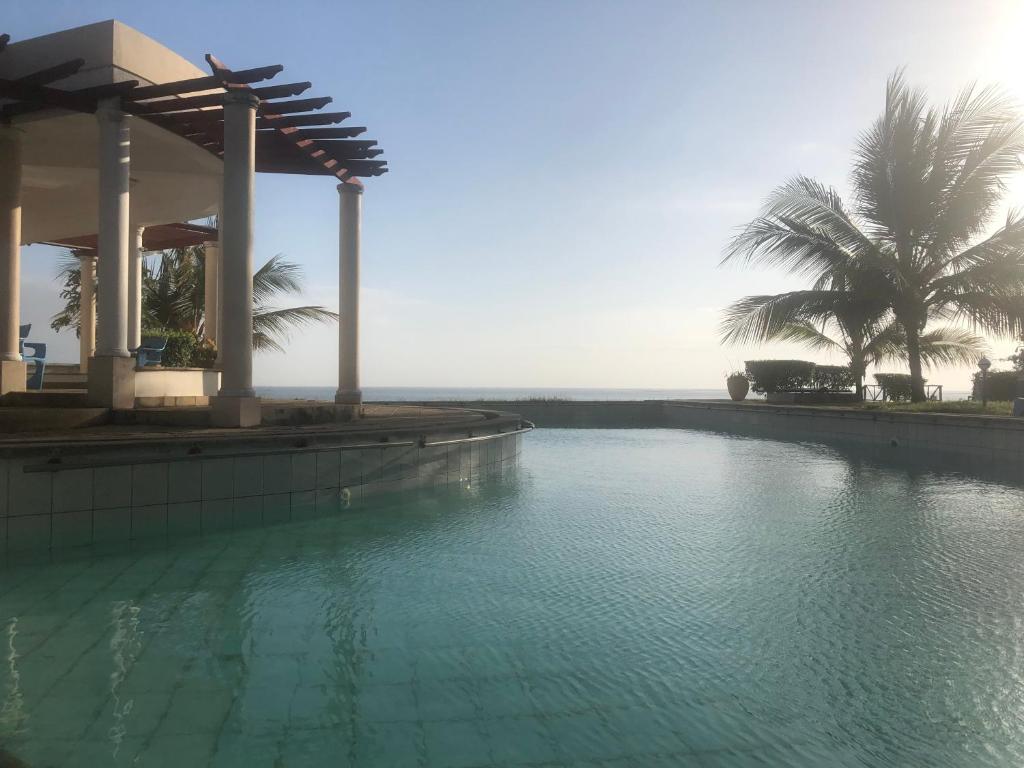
xmin=745 ymin=360 xmax=816 ymax=393
xmin=142 ymin=328 xmax=198 ymax=368
xmin=972 ymin=369 xmax=1021 ymax=401
xmin=873 ymin=373 xmax=923 ymax=402
xmin=810 ymin=364 xmax=855 ymax=391
xmin=192 ymin=338 xmax=218 ymax=369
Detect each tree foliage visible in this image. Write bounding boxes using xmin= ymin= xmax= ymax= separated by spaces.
xmin=721 ymin=72 xmax=1024 ymax=401
xmin=50 ymin=246 xmax=337 ymax=354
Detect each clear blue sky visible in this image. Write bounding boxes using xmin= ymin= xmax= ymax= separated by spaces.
xmin=10 ymin=1 xmax=1024 ymax=389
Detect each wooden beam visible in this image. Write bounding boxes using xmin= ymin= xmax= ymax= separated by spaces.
xmin=316 ymin=139 xmax=377 ymax=151
xmin=259 ymin=96 xmax=332 ymax=115
xmin=330 ymin=146 xmax=384 ymax=159
xmin=16 ymin=58 xmax=85 ymax=86
xmin=133 ymin=81 xmax=315 ymax=113
xmin=126 ymin=65 xmax=283 ymax=101
xmin=256 ymin=111 xmax=350 ymax=129
xmin=0 ymin=78 xmax=94 ymax=112
xmin=330 ymin=159 xmax=387 ymax=175
xmin=250 ymin=81 xmax=311 ymax=99
xmin=286 ymin=126 xmax=367 ymax=139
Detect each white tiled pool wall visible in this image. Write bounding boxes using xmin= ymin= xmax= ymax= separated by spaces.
xmin=0 ymin=432 xmax=522 ymax=553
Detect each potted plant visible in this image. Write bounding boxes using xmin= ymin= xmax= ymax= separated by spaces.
xmin=726 ymin=371 xmax=749 ymax=401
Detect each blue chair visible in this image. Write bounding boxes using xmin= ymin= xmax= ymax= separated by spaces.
xmin=18 ymin=323 xmax=30 ymax=356
xmin=23 ymin=342 xmax=46 ymax=390
xmin=136 ymin=336 xmax=168 ymax=367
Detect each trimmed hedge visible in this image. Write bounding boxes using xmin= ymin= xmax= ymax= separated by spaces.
xmin=873 ymin=373 xmax=922 ymax=402
xmin=810 ymin=365 xmax=855 ymax=391
xmin=141 ymin=328 xmax=198 ymax=368
xmin=972 ymin=370 xmax=1021 ymax=401
xmin=745 ymin=360 xmax=816 ymax=393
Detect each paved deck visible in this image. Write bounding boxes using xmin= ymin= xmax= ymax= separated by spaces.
xmin=0 ymin=402 xmax=521 ymax=450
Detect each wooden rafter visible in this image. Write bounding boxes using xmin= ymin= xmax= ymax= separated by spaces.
xmin=16 ymin=58 xmax=85 ymax=86
xmin=259 ymin=96 xmax=332 ymax=115
xmin=287 ymin=126 xmax=367 ymax=139
xmin=125 ymin=65 xmax=283 ymax=100
xmin=256 ymin=111 xmax=350 ymax=129
xmin=0 ymin=31 xmax=385 ymax=179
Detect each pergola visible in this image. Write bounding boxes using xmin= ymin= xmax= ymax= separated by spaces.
xmin=0 ymin=22 xmax=386 ymax=425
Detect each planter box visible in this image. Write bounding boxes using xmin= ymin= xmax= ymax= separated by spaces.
xmin=134 ymin=367 xmax=220 ymax=402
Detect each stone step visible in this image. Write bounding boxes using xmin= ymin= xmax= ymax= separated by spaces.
xmin=112 ymin=407 xmax=213 ymax=428
xmin=0 ymin=390 xmax=90 ymax=408
xmin=0 ymin=406 xmax=109 ymax=432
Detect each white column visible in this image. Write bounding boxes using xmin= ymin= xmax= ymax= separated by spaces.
xmin=0 ymin=127 xmax=22 ymax=363
xmin=335 ymin=183 xmax=362 ymax=405
xmin=79 ymin=254 xmax=97 ymax=373
xmin=127 ymin=225 xmax=144 ymax=351
xmin=203 ymin=240 xmax=219 ymax=347
xmin=218 ymin=91 xmax=257 ymax=398
xmin=95 ymin=98 xmax=131 ymax=358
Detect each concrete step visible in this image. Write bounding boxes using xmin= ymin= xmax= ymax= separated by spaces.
xmin=112 ymin=407 xmax=213 ymax=428
xmin=39 ymin=363 xmax=88 ymax=389
xmin=0 ymin=390 xmax=90 ymax=408
xmin=0 ymin=407 xmax=109 ymax=432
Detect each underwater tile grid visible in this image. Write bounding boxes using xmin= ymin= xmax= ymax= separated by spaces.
xmin=2 ymin=428 xmax=1024 ymax=766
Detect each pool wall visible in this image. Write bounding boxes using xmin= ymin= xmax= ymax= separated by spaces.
xmin=416 ymin=399 xmax=1024 ymax=468
xmin=0 ymin=424 xmax=524 ymax=554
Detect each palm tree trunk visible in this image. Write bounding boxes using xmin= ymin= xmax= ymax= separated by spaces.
xmin=905 ymin=326 xmax=927 ymax=402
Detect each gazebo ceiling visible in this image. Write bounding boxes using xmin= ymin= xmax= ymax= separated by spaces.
xmin=0 ymin=32 xmax=387 ymax=183
xmin=41 ymin=221 xmax=217 ymax=254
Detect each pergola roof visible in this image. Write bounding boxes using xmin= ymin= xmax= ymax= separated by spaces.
xmin=0 ymin=32 xmax=387 ymax=183
xmin=41 ymin=221 xmax=217 ymax=254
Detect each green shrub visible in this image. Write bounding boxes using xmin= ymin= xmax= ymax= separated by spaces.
xmin=873 ymin=373 xmax=923 ymax=401
xmin=810 ymin=364 xmax=855 ymax=391
xmin=192 ymin=338 xmax=218 ymax=369
xmin=972 ymin=369 xmax=1021 ymax=401
xmin=142 ymin=328 xmax=198 ymax=368
xmin=745 ymin=360 xmax=816 ymax=393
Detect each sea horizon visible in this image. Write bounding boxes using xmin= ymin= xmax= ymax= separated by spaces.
xmin=256 ymin=385 xmax=974 ymax=402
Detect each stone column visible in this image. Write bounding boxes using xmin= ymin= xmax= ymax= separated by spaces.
xmin=203 ymin=240 xmax=219 ymax=348
xmin=78 ymin=254 xmax=97 ymax=373
xmin=335 ymin=182 xmax=362 ymax=412
xmin=88 ymin=98 xmax=135 ymax=408
xmin=211 ymin=91 xmax=260 ymax=427
xmin=0 ymin=126 xmax=26 ymax=394
xmin=127 ymin=225 xmax=144 ymax=352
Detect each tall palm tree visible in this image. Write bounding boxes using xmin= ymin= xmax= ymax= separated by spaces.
xmin=723 ymin=73 xmax=1024 ymax=401
xmin=51 ymin=247 xmax=336 ymax=353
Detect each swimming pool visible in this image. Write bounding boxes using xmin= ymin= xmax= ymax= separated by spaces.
xmin=2 ymin=428 xmax=1024 ymax=766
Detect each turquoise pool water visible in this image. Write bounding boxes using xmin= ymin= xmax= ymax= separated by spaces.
xmin=2 ymin=428 xmax=1024 ymax=767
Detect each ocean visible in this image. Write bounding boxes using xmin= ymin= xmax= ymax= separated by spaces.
xmin=255 ymin=385 xmax=974 ymax=402
xmin=255 ymin=386 xmax=730 ymax=401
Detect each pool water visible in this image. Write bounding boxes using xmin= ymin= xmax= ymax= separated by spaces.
xmin=3 ymin=428 xmax=1024 ymax=767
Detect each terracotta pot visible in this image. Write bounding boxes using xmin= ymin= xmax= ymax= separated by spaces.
xmin=727 ymin=376 xmax=749 ymax=401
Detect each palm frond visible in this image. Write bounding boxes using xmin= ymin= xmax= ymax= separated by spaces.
xmin=773 ymin=321 xmax=844 ymax=353
xmin=253 ymin=254 xmax=305 ymax=305
xmin=252 ymin=305 xmax=338 ymax=353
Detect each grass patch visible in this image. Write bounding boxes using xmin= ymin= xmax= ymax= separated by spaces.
xmin=860 ymin=400 xmax=1014 ymax=416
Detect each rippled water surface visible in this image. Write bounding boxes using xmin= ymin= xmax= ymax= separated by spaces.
xmin=3 ymin=429 xmax=1024 ymax=767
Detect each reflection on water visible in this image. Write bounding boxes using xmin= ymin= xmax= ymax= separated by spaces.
xmin=1 ymin=429 xmax=1024 ymax=767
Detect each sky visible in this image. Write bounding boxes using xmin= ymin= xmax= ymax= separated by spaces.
xmin=8 ymin=0 xmax=1024 ymax=390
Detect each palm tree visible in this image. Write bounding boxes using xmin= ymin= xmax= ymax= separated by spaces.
xmin=51 ymin=247 xmax=336 ymax=353
xmin=720 ymin=271 xmax=985 ymax=399
xmin=723 ymin=73 xmax=1024 ymax=401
